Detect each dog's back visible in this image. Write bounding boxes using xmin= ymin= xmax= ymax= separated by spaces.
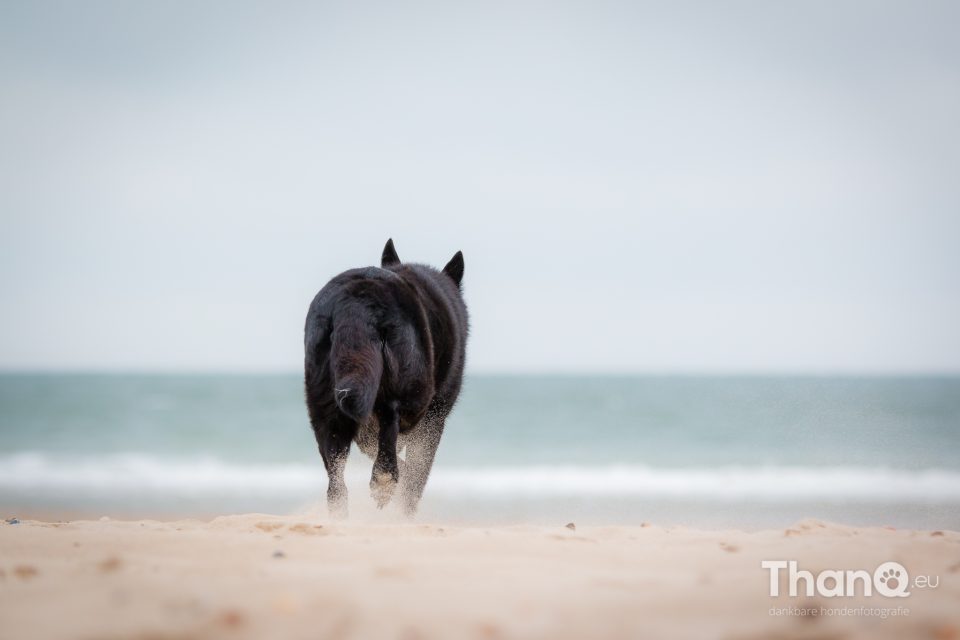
xmin=382 ymin=261 xmax=468 ymax=408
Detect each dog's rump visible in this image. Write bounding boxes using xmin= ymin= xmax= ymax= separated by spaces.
xmin=305 ymin=266 xmax=426 ymax=425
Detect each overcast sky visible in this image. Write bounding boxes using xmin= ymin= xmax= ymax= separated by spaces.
xmin=1 ymin=0 xmax=958 ymax=373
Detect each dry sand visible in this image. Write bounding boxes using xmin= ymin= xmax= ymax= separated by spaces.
xmin=1 ymin=515 xmax=958 ymax=640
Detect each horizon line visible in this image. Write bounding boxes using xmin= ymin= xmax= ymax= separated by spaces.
xmin=1 ymin=368 xmax=958 ymax=378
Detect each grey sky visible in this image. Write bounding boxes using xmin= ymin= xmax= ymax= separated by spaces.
xmin=1 ymin=0 xmax=958 ymax=373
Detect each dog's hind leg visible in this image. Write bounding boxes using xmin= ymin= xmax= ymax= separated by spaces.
xmin=317 ymin=428 xmax=351 ymax=519
xmin=398 ymin=417 xmax=443 ymax=518
xmin=370 ymin=401 xmax=400 ymax=508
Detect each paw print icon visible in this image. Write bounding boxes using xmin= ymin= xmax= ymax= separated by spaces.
xmin=880 ymin=568 xmax=901 ymax=590
xmin=874 ymin=561 xmax=910 ymax=597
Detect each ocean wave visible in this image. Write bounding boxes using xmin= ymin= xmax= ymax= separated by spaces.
xmin=0 ymin=452 xmax=958 ymax=502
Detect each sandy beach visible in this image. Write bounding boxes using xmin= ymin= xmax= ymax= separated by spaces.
xmin=1 ymin=515 xmax=957 ymax=640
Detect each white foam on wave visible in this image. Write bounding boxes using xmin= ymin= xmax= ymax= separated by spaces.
xmin=0 ymin=452 xmax=958 ymax=502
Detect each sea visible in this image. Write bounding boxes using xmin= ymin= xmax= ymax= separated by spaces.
xmin=1 ymin=374 xmax=958 ymax=529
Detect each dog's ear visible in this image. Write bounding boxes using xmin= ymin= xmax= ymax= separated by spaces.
xmin=381 ymin=238 xmax=400 ymax=267
xmin=442 ymin=251 xmax=464 ymax=287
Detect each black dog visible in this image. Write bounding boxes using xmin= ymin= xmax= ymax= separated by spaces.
xmin=304 ymin=239 xmax=468 ymax=517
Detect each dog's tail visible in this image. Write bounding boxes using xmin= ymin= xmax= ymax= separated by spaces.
xmin=330 ymin=305 xmax=382 ymax=422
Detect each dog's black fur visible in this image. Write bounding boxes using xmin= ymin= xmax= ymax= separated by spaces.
xmin=304 ymin=240 xmax=468 ymax=517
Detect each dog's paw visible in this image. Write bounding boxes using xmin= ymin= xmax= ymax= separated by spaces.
xmin=327 ymin=497 xmax=348 ymax=520
xmin=327 ymin=486 xmax=348 ymax=520
xmin=369 ymin=470 xmax=398 ymax=508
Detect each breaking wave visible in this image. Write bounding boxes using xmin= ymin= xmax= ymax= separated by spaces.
xmin=1 ymin=452 xmax=958 ymax=502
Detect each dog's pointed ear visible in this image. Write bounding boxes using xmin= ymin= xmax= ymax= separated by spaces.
xmin=442 ymin=251 xmax=464 ymax=287
xmin=381 ymin=238 xmax=400 ymax=267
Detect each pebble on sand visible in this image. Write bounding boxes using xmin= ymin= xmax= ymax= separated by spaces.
xmin=14 ymin=566 xmax=38 ymax=580
xmin=565 ymin=522 xmax=576 ymax=531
